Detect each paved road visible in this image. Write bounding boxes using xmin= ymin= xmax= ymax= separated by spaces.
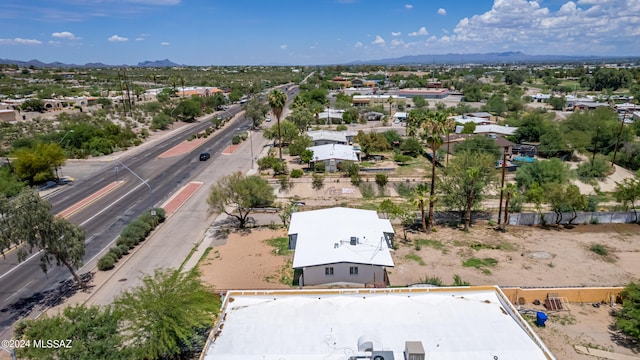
xmin=0 ymin=103 xmax=249 ymax=333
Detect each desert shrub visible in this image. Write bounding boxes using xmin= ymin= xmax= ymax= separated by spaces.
xmin=290 ymin=169 xmax=303 ymax=178
xmin=272 ymin=161 xmax=288 ymax=175
xmin=109 ymin=246 xmax=123 ymax=259
xmin=314 ymin=161 xmax=326 ymax=173
xmin=375 ymin=173 xmax=388 ymax=188
xmin=117 ymin=244 xmax=130 ymax=255
xmin=396 ymin=182 xmax=415 ymax=198
xmin=312 ymin=173 xmax=324 ymax=190
xmin=258 ymin=156 xmax=279 ymax=171
xmin=419 ymin=275 xmax=443 ymax=286
xmin=359 ymin=183 xmax=375 ymax=198
xmin=590 ymin=244 xmax=608 ymax=256
xmin=350 ymin=173 xmax=362 ymax=186
xmin=452 ymin=274 xmax=470 ymax=286
xmin=97 ymin=253 xmax=116 ymax=271
xmin=232 ymin=134 xmax=242 ymax=145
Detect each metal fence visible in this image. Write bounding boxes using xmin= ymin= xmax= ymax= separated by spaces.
xmin=507 ymin=211 xmax=638 ymax=226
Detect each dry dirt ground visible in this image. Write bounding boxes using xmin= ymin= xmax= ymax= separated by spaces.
xmin=199 ymin=222 xmax=640 ymax=360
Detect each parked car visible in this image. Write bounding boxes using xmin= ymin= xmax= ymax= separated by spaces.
xmin=265 ymin=117 xmax=271 ymax=122
xmin=199 ymin=152 xmax=211 ymax=161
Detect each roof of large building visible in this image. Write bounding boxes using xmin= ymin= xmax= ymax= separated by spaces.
xmin=288 ymin=207 xmax=394 ymax=268
xmin=308 ymin=144 xmax=359 ymax=162
xmin=203 ymin=287 xmax=556 ymax=360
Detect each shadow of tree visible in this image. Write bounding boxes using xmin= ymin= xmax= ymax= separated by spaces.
xmin=0 ymin=272 xmax=94 ymax=329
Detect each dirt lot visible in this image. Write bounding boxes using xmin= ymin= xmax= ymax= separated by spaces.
xmin=199 ymin=221 xmax=640 ymax=360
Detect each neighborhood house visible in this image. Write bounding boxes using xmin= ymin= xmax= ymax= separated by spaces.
xmin=287 ymin=207 xmax=395 ymax=287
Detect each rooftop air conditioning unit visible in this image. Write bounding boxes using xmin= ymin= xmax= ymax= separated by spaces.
xmin=350 ymin=236 xmax=358 ymax=245
xmin=371 ymin=350 xmax=395 ymax=360
xmin=404 ymin=341 xmax=425 ymax=360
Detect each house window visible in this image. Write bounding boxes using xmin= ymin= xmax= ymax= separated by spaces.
xmin=325 ymin=267 xmax=334 ymax=276
xmin=349 ymin=266 xmax=359 ymax=275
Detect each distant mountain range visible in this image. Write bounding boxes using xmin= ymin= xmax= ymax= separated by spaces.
xmin=1 ymin=52 xmax=638 ymax=68
xmin=348 ymin=51 xmax=640 ymax=65
xmin=0 ymin=58 xmax=182 ymax=68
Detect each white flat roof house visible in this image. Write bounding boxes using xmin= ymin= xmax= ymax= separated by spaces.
xmin=473 ymin=124 xmax=518 ymax=136
xmin=307 ymin=130 xmax=356 ymax=146
xmin=308 ymin=144 xmax=361 ymax=172
xmin=202 ymin=287 xmax=556 ymax=360
xmin=288 ymin=207 xmax=394 ymax=286
xmin=451 ymin=115 xmax=491 ymax=125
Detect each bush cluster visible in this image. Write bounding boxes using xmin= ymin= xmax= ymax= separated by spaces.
xmin=97 ymin=208 xmax=166 ymax=271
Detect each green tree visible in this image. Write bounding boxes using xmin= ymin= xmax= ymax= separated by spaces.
xmin=244 ymin=95 xmax=269 ymax=129
xmin=268 ymin=89 xmax=287 ymax=159
xmin=114 ymin=268 xmax=219 ymax=360
xmin=288 ymin=108 xmax=314 ymax=133
xmin=399 ymin=137 xmax=423 ymax=157
xmin=2 ymin=189 xmax=86 ymax=286
xmin=342 ymin=107 xmax=359 ymax=124
xmin=515 ymin=158 xmax=570 ymax=190
xmin=616 ymin=282 xmax=640 ymax=340
xmin=20 ymin=99 xmax=46 ymax=112
xmin=614 ymin=178 xmax=640 ymax=222
xmin=545 ymin=184 xmax=587 ymax=225
xmin=548 ymin=96 xmax=565 ymax=110
xmin=151 ymin=113 xmax=172 ymax=131
xmin=453 ymin=135 xmax=502 ymax=160
xmin=354 ymin=131 xmax=390 ymax=157
xmin=0 ymin=165 xmax=25 ymax=197
xmin=14 ymin=305 xmax=125 ymax=360
xmin=422 ymin=110 xmax=452 ymax=232
xmin=412 ymin=96 xmax=428 ymax=109
xmin=300 ymin=149 xmax=314 ymax=168
xmin=484 ymin=94 xmax=507 ymax=116
xmin=13 ymin=143 xmax=65 ymax=184
xmin=207 ymin=173 xmax=275 ymax=228
xmin=411 ymin=183 xmax=430 ymax=233
xmin=279 ymin=202 xmax=299 ymax=227
xmin=176 ymin=98 xmax=202 ymax=121
xmin=288 ymin=135 xmax=312 ymax=156
xmin=440 ymin=151 xmax=496 ymax=230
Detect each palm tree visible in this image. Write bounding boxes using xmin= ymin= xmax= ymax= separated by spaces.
xmin=422 ymin=110 xmax=449 ymax=232
xmin=268 ymin=89 xmax=287 ymax=160
xmin=411 ymin=183 xmax=430 ymax=233
xmin=463 ymin=167 xmax=481 ymax=232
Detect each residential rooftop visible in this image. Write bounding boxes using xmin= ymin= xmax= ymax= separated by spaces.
xmin=203 ymin=286 xmax=555 ymax=360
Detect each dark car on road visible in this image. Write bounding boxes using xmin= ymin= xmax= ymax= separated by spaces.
xmin=199 ymin=152 xmax=211 ymax=161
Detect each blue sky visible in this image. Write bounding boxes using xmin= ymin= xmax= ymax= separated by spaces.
xmin=1 ymin=0 xmax=639 ymax=66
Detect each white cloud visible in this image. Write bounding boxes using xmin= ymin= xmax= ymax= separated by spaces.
xmin=437 ymin=0 xmax=640 ymax=56
xmin=409 ymin=27 xmax=428 ymax=36
xmin=48 ymin=40 xmax=61 ymax=45
xmin=372 ymin=35 xmax=385 ymax=45
xmin=354 ymin=41 xmax=363 ymax=48
xmin=405 ymin=4 xmax=413 ymax=9
xmin=0 ymin=38 xmax=42 ymax=45
xmin=108 ymin=35 xmax=128 ymax=42
xmin=391 ymin=39 xmax=406 ymax=47
xmin=160 ymin=42 xmax=170 ymax=46
xmin=280 ymin=44 xmax=288 ymax=49
xmin=391 ymin=31 xmax=401 ymax=36
xmin=136 ymin=37 xmax=145 ymax=41
xmin=437 ymin=8 xmax=446 ymax=15
xmin=52 ymin=31 xmax=77 ymax=40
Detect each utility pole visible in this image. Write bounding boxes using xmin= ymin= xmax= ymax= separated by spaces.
xmin=497 ymin=148 xmax=507 ymax=227
xmin=611 ymin=110 xmax=629 ymax=167
xmin=591 ymin=126 xmax=601 ymax=171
